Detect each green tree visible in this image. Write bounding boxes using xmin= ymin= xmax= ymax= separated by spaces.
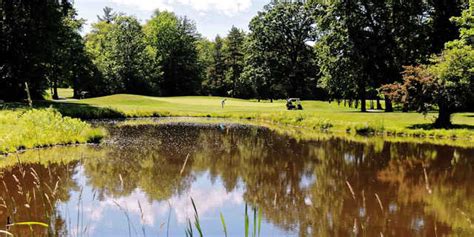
xmin=48 ymin=6 xmax=97 ymax=99
xmin=144 ymin=11 xmax=202 ymax=96
xmin=196 ymin=38 xmax=214 ymax=95
xmin=110 ymin=15 xmax=155 ymax=94
xmin=97 ymin=6 xmax=116 ymax=23
xmin=0 ymin=0 xmax=73 ymax=101
xmin=84 ymin=19 xmax=116 ymax=95
xmin=208 ymin=35 xmax=228 ymax=96
xmin=242 ymin=1 xmax=318 ymax=100
xmin=85 ymin=11 xmax=157 ymax=95
xmin=428 ymin=0 xmax=468 ymax=53
xmin=224 ymin=26 xmax=246 ymax=97
xmin=313 ymin=0 xmax=434 ymax=112
xmin=382 ymin=1 xmax=474 ymax=127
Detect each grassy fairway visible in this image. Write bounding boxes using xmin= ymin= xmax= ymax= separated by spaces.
xmin=54 ymin=94 xmax=474 ymax=142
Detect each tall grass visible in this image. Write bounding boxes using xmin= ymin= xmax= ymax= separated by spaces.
xmin=0 ymin=108 xmax=104 ymax=154
xmin=220 ymin=212 xmax=228 ymax=237
xmin=184 ymin=200 xmax=262 ymax=237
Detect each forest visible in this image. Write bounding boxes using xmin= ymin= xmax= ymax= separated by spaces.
xmin=1 ymin=0 xmax=473 ymax=127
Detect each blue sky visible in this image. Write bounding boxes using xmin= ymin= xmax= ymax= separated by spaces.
xmin=74 ymin=0 xmax=269 ymax=39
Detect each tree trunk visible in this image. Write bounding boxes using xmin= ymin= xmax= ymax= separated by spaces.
xmin=402 ymin=103 xmax=409 ymax=112
xmin=370 ymin=100 xmax=374 ymax=110
xmin=52 ymin=80 xmax=59 ymax=100
xmin=435 ymin=104 xmax=452 ymax=128
xmin=360 ymin=88 xmax=367 ymax=112
xmin=73 ymin=88 xmax=79 ymax=99
xmin=361 ymin=98 xmax=366 ymax=112
xmin=73 ymin=77 xmax=80 ymax=99
xmin=384 ymin=95 xmax=393 ymax=112
xmin=24 ymin=82 xmax=32 ymax=108
xmin=376 ymin=98 xmax=382 ymax=110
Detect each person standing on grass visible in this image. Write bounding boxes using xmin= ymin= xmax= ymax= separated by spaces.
xmin=221 ymin=98 xmax=227 ymax=109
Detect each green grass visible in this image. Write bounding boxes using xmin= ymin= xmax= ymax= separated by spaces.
xmin=0 ymin=108 xmax=104 ymax=154
xmin=49 ymin=94 xmax=474 ymax=142
xmin=44 ymin=88 xmax=74 ymax=100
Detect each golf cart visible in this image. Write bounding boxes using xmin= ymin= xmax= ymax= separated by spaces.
xmin=286 ymin=98 xmax=303 ymax=110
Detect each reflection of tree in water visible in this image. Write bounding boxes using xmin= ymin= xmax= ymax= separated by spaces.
xmin=377 ymin=144 xmax=474 ymax=236
xmin=192 ymin=125 xmax=319 ymax=231
xmin=0 ymin=161 xmax=79 ymax=236
xmin=82 ymin=123 xmax=474 ymax=236
xmin=83 ymin=124 xmax=200 ymax=201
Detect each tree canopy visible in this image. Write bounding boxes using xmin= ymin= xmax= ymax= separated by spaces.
xmin=382 ymin=1 xmax=474 ymax=127
xmin=242 ymin=1 xmax=318 ymax=100
xmin=144 ymin=11 xmax=202 ymax=96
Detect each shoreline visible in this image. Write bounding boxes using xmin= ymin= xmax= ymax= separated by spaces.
xmin=3 ymin=116 xmax=472 ymax=157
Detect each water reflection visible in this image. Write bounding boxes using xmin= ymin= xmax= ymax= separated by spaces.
xmin=1 ymin=122 xmax=473 ymax=236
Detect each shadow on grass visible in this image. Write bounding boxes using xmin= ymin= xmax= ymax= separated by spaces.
xmin=408 ymin=123 xmax=474 ymax=130
xmin=34 ymin=101 xmax=126 ymax=119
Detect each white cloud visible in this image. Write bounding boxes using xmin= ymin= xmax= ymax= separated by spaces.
xmin=169 ymin=186 xmax=243 ymax=223
xmin=107 ymin=0 xmax=253 ymax=16
xmin=108 ymin=0 xmax=173 ymax=11
xmin=72 ymin=185 xmax=244 ymax=234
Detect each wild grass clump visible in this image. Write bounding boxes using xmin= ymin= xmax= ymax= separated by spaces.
xmin=314 ymin=119 xmax=333 ymax=131
xmin=0 ymin=108 xmax=104 ymax=154
xmin=352 ymin=122 xmax=385 ymax=136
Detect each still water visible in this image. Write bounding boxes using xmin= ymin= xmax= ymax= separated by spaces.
xmin=1 ymin=120 xmax=473 ymax=236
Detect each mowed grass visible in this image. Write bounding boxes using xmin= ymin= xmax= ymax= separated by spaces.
xmin=0 ymin=108 xmax=104 ymax=154
xmin=59 ymin=94 xmax=474 ymax=141
xmin=44 ymin=88 xmax=74 ymax=100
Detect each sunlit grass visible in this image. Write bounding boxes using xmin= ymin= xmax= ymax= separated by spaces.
xmin=44 ymin=88 xmax=74 ymax=100
xmin=0 ymin=108 xmax=104 ymax=154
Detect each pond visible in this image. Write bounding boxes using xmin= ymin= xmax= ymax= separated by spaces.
xmin=1 ymin=120 xmax=473 ymax=236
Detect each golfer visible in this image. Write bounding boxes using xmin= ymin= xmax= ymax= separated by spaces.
xmin=221 ymin=98 xmax=227 ymax=108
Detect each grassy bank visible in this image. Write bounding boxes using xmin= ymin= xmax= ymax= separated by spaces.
xmin=0 ymin=108 xmax=104 ymax=154
xmin=44 ymin=94 xmax=474 ymax=143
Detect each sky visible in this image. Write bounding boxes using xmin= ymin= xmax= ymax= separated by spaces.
xmin=74 ymin=0 xmax=269 ymax=39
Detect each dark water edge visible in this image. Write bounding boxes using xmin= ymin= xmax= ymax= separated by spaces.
xmin=1 ymin=119 xmax=473 ymax=236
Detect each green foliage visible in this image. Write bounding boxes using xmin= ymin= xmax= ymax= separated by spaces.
xmin=313 ymin=0 xmax=435 ymax=111
xmin=0 ymin=108 xmax=104 ymax=153
xmin=85 ymin=11 xmax=158 ymax=96
xmin=225 ymin=27 xmax=246 ymax=97
xmin=0 ymin=0 xmax=73 ymax=101
xmin=198 ymin=27 xmax=247 ymax=97
xmin=144 ymin=11 xmax=202 ymax=96
xmin=48 ymin=7 xmax=96 ymax=100
xmin=449 ymin=0 xmax=474 ymax=47
xmin=382 ymin=2 xmax=474 ymax=127
xmin=202 ymin=35 xmax=228 ymax=96
xmin=242 ymin=1 xmax=318 ymax=99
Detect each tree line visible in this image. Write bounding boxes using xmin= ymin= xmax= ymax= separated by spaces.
xmin=1 ymin=0 xmax=473 ymax=126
